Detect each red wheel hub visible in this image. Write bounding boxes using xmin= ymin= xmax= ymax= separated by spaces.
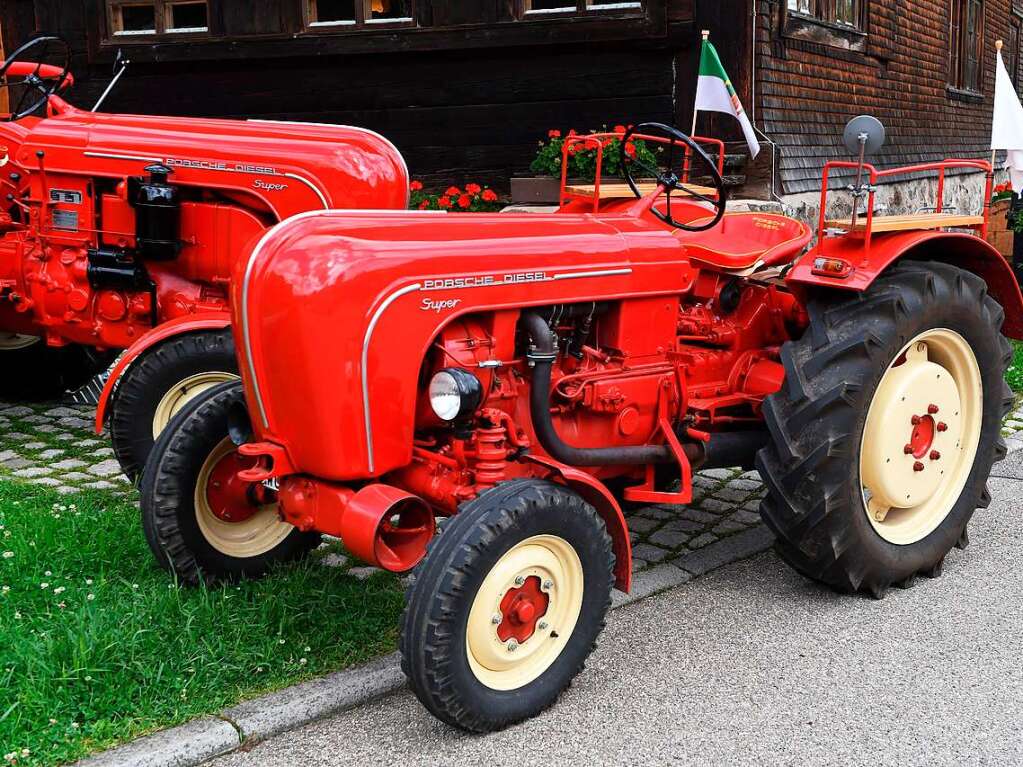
xmin=496 ymin=575 xmax=549 ymax=643
xmin=205 ymin=450 xmax=261 ymax=523
xmin=908 ymin=414 xmax=936 ymax=459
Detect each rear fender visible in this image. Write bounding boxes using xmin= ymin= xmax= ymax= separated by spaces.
xmin=787 ymin=231 xmax=1023 ymax=339
xmin=94 ymin=312 xmax=231 ymax=433
xmin=523 ymin=454 xmax=632 ymax=592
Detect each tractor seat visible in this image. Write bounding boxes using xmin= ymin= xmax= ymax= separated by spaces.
xmin=673 ymin=212 xmax=813 ymax=271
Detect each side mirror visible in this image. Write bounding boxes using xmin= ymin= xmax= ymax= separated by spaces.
xmin=842 ymin=115 xmax=886 ymax=157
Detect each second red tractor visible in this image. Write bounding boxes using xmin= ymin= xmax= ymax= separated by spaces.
xmin=0 ymin=35 xmax=408 ymax=478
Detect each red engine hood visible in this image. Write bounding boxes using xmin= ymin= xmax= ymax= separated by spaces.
xmin=14 ymin=106 xmax=409 ymax=218
xmin=233 ymin=210 xmax=696 ymax=482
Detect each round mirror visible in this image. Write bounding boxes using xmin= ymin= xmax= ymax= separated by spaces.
xmin=842 ymin=115 xmax=886 ymax=156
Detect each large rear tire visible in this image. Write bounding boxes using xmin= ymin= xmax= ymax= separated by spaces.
xmin=0 ymin=334 xmax=115 ymax=401
xmin=139 ymin=381 xmax=319 ymax=585
xmin=757 ymin=261 xmax=1013 ymax=598
xmin=401 ymin=479 xmax=614 ymax=732
xmin=109 ymin=329 xmax=239 ymax=482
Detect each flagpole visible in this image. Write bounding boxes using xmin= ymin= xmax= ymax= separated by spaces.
xmin=993 ymin=39 xmax=1003 ymax=174
xmin=692 ymin=29 xmax=710 ymax=136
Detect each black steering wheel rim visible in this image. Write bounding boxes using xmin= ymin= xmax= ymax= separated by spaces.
xmin=620 ymin=122 xmax=727 ymax=232
xmin=0 ymin=34 xmax=72 ymax=122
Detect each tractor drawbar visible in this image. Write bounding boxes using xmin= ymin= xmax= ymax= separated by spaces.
xmin=521 ymin=311 xmax=766 ymax=471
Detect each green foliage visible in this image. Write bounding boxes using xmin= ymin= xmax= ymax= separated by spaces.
xmin=0 ymin=483 xmax=403 ymax=766
xmin=1007 ymin=340 xmax=1023 ymax=393
xmin=528 ymin=127 xmax=659 ymax=181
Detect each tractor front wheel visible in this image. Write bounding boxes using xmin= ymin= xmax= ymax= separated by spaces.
xmin=139 ymin=381 xmax=319 ymax=585
xmin=757 ymin=261 xmax=1013 ymax=598
xmin=401 ymin=479 xmax=614 ymax=732
xmin=109 ymin=329 xmax=239 ymax=482
xmin=0 ymin=334 xmax=115 ymax=401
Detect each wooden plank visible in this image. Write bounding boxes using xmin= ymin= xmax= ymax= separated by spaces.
xmin=566 ymin=181 xmax=717 ymax=199
xmin=825 ymin=214 xmax=985 ymax=233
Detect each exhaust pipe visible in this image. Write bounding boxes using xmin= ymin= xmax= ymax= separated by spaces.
xmin=276 ymin=477 xmax=434 ymax=572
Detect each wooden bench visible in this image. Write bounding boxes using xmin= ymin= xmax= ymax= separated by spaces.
xmin=564 ymin=182 xmax=718 ymax=200
xmin=825 ymin=213 xmax=985 ymax=233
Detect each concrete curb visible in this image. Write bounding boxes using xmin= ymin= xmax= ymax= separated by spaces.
xmin=75 ymin=524 xmax=776 ymax=767
xmin=75 ymin=433 xmax=1023 ymax=767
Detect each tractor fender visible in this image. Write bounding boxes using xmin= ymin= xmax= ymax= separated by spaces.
xmin=94 ymin=312 xmax=232 ymax=433
xmin=788 ymin=231 xmax=1023 ymax=339
xmin=523 ymin=453 xmax=632 ymax=592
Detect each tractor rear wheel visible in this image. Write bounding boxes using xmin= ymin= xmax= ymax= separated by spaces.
xmin=757 ymin=261 xmax=1013 ymax=598
xmin=401 ymin=479 xmax=614 ymax=732
xmin=109 ymin=329 xmax=239 ymax=482
xmin=0 ymin=334 xmax=115 ymax=401
xmin=139 ymin=381 xmax=319 ymax=585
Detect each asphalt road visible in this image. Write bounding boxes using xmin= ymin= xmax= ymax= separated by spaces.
xmin=214 ymin=451 xmax=1023 ymax=767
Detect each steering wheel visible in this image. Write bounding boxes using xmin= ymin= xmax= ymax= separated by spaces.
xmin=621 ymin=122 xmax=727 ymax=232
xmin=0 ymin=34 xmax=72 ymax=122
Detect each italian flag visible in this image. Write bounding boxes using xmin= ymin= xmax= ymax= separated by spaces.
xmin=695 ymin=37 xmax=761 ymax=159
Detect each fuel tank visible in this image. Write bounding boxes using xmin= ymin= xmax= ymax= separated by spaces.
xmin=232 ymin=209 xmax=698 ymax=482
xmin=15 ymin=106 xmax=409 ymax=219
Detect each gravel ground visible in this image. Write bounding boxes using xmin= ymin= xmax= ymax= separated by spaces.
xmin=211 ymin=452 xmax=1023 ymax=767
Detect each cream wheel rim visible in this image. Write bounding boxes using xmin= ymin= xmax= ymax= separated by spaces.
xmin=0 ymin=333 xmax=40 ymax=351
xmin=152 ymin=371 xmax=239 ymax=438
xmin=860 ymin=328 xmax=983 ymax=545
xmin=194 ymin=438 xmax=293 ymax=558
xmin=465 ymin=534 xmax=584 ymax=691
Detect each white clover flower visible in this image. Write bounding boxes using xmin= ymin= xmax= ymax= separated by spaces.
xmin=86 ymin=593 xmax=95 ymax=601
xmin=2 ymin=551 xmax=13 ymax=559
xmin=40 ymin=583 xmax=49 ymax=589
xmin=44 ymin=570 xmax=51 ymax=576
xmin=1 ymin=586 xmax=8 ymax=594
xmin=299 ymin=657 xmax=307 ymax=665
xmin=53 ymin=586 xmax=65 ymax=595
xmin=278 ymin=638 xmax=286 ymax=645
xmin=85 ymin=578 xmax=93 ymax=585
xmin=132 ymin=584 xmax=139 ymax=590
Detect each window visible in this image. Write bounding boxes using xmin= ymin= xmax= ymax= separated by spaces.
xmin=307 ymin=0 xmax=414 ymax=26
xmin=949 ymin=0 xmax=984 ymax=92
xmin=107 ymin=1 xmax=208 ymax=36
xmin=786 ymin=0 xmax=862 ymax=28
xmin=522 ymin=0 xmax=643 ymax=16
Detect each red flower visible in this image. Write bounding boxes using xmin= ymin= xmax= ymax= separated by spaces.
xmin=445 ymin=186 xmax=461 ymax=196
xmin=567 ymin=129 xmax=578 ymax=137
xmin=418 ymin=200 xmax=430 ymax=209
xmin=466 ymin=183 xmax=482 ymax=195
xmin=613 ymin=124 xmax=627 ymax=135
xmin=625 ymin=142 xmax=637 ymax=158
xmin=548 ymin=129 xmax=562 ymax=139
xmin=457 ymin=194 xmax=472 ymax=209
xmin=482 ymin=189 xmax=498 ymax=202
xmin=567 ymin=144 xmax=580 ymax=156
xmin=438 ymin=195 xmax=452 ymax=208
xmin=409 ymin=180 xmax=423 ymax=191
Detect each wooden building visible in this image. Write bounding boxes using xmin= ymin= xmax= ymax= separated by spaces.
xmin=0 ymin=1 xmax=1018 ymax=207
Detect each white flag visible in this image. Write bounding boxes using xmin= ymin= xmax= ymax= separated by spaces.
xmin=991 ymin=47 xmax=1023 ymax=192
xmin=695 ymin=37 xmax=760 ymax=159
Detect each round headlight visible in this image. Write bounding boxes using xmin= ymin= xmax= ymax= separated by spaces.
xmin=428 ymin=368 xmax=482 ymax=422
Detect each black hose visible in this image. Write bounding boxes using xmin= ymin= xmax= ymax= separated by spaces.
xmin=521 ymin=311 xmax=766 ymax=470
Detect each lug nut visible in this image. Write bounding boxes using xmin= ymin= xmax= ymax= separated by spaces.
xmin=930 ymin=450 xmax=941 ymax=460
xmin=928 ymin=404 xmax=939 ymax=414
xmin=491 ymin=613 xmax=502 ymax=625
xmin=507 ymin=639 xmax=519 ymax=652
xmin=513 ymin=576 xmax=525 ymax=586
xmin=542 ymin=579 xmax=553 ymax=591
xmin=911 ymin=415 xmax=922 ymax=425
xmin=538 ymin=620 xmax=549 ymax=631
xmin=903 ymin=444 xmax=914 ymax=454
xmin=913 ymin=461 xmax=925 ymax=472
xmin=937 ymin=422 xmax=948 ymax=432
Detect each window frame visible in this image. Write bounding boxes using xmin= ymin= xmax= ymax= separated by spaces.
xmin=105 ymin=0 xmax=211 ymax=39
xmin=785 ymin=0 xmax=865 ymax=30
xmin=518 ymin=0 xmax=644 ymax=20
xmin=948 ymin=0 xmax=985 ymax=94
xmin=304 ymin=0 xmax=417 ymax=30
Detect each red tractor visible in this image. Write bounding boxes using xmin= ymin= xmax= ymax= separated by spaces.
xmin=141 ymin=121 xmax=1021 ymax=731
xmin=0 ymin=34 xmax=408 ymax=478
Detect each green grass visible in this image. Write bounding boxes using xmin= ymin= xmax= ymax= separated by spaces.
xmin=0 ymin=482 xmax=404 ymax=766
xmin=1008 ymin=341 xmax=1023 ymax=394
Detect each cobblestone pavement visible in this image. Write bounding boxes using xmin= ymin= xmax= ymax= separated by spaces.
xmin=2 ymin=399 xmax=1023 ymax=579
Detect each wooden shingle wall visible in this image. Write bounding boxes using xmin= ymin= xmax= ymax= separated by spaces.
xmin=757 ymin=0 xmax=1017 ymax=194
